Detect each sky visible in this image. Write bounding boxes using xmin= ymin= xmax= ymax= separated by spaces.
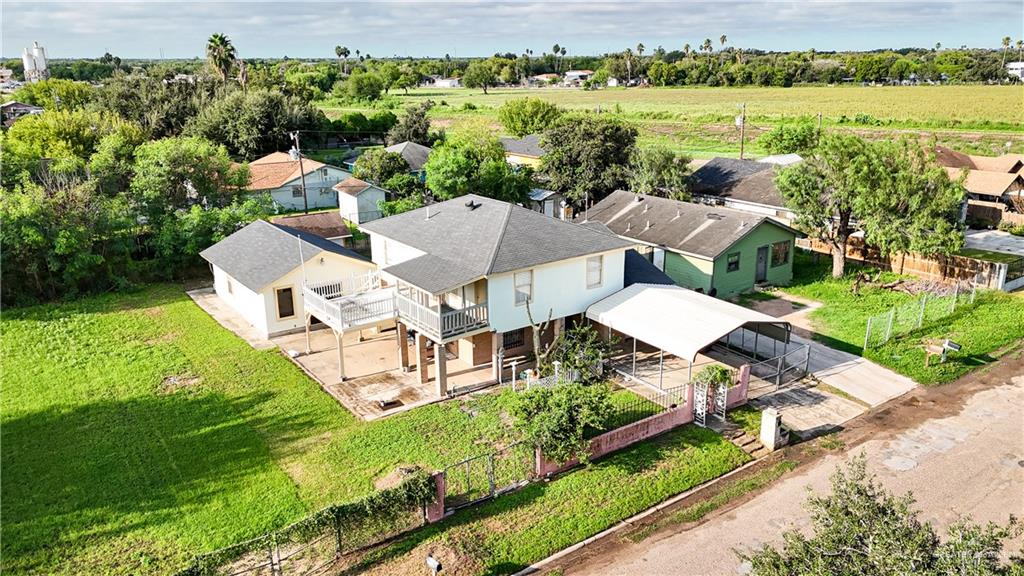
xmin=3 ymin=1 xmax=1022 ymax=60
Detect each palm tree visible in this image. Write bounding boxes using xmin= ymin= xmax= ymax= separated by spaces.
xmin=560 ymin=46 xmax=567 ymax=71
xmin=683 ymin=43 xmax=691 ymax=59
xmin=934 ymin=42 xmax=942 ymax=51
xmin=1017 ymin=39 xmax=1023 ymax=63
xmin=335 ymin=45 xmax=350 ymax=73
xmin=206 ymin=33 xmax=236 ymax=83
xmin=702 ymin=38 xmax=713 ymax=54
xmin=624 ymin=48 xmax=633 ymax=85
xmin=1001 ymin=36 xmax=1012 ymax=67
xmin=719 ymin=34 xmax=727 ymax=48
xmin=637 ymin=42 xmax=645 ymax=58
xmin=552 ymin=43 xmax=561 ymax=71
xmin=237 ymin=59 xmax=248 ymax=92
xmin=809 ymin=47 xmax=816 ymax=62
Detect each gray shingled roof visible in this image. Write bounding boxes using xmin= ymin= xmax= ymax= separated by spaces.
xmin=689 ymin=157 xmax=787 ymax=208
xmin=361 ymin=194 xmax=631 ymax=294
xmin=582 ymin=190 xmax=802 ymax=260
xmin=200 ymin=220 xmax=368 ymax=292
xmin=623 ymin=249 xmax=676 ymax=287
xmin=500 ymin=134 xmax=545 ymax=158
xmin=385 ymin=141 xmax=432 ymax=172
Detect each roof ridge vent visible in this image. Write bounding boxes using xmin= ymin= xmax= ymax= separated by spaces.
xmin=706 ymin=213 xmax=724 ymax=220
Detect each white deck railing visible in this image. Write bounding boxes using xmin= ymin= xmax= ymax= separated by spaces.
xmin=395 ymin=292 xmax=489 ymax=341
xmin=305 ymin=271 xmax=381 ymax=300
xmin=302 ymin=285 xmax=396 ymax=332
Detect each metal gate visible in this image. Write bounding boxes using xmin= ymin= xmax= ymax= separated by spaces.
xmin=747 ymin=344 xmax=811 ymax=394
xmin=443 ymin=442 xmax=534 ymax=510
xmin=693 ymin=381 xmax=708 ymax=427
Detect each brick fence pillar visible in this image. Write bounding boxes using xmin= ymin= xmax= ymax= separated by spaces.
xmin=425 ymin=471 xmax=446 ymax=523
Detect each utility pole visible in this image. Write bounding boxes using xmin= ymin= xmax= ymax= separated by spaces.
xmin=738 ymin=103 xmax=747 ymax=160
xmin=290 ymin=131 xmax=309 ymax=214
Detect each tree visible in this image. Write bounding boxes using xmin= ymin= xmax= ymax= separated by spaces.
xmin=540 ymin=114 xmax=638 ymax=207
xmin=184 ymin=88 xmax=324 ymax=159
xmin=353 ymin=148 xmax=410 ymax=185
xmin=377 ymin=62 xmax=402 ymax=93
xmin=423 ymin=123 xmax=531 ymax=203
xmin=206 ymin=33 xmax=236 ymax=83
xmin=1002 ymin=36 xmax=1012 ymax=68
xmin=90 ymin=72 xmax=220 ymax=139
xmin=547 ymin=324 xmax=614 ymax=385
xmin=340 ymin=70 xmax=384 ymax=101
xmin=11 ymin=78 xmax=93 ymax=110
xmin=378 ymin=190 xmax=425 ymax=217
xmin=87 ymin=129 xmax=148 ymax=195
xmin=512 ymin=382 xmax=613 ymax=464
xmin=462 ymin=61 xmax=497 ymax=94
xmin=777 ymin=134 xmax=964 ymax=278
xmin=497 ymin=97 xmax=564 ymax=137
xmin=741 ymin=456 xmax=1023 ymax=575
xmin=383 ymin=172 xmax=425 ymax=197
xmin=758 ymin=121 xmax=821 ymax=155
xmin=627 ymin=146 xmax=692 ymax=200
xmin=386 ymin=102 xmax=434 ymax=145
xmin=129 ymin=136 xmax=249 ymax=222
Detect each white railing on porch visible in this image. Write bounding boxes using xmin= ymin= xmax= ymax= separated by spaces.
xmin=395 ymin=291 xmax=489 ymax=341
xmin=305 ymin=271 xmax=381 ymax=300
xmin=302 ymin=285 xmax=396 ymax=331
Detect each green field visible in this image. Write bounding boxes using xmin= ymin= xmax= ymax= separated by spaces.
xmin=0 ymin=285 xmax=676 ymax=575
xmin=322 ymin=85 xmax=1024 ymax=157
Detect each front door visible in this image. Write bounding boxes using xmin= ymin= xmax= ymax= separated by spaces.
xmin=755 ymin=246 xmax=769 ymax=283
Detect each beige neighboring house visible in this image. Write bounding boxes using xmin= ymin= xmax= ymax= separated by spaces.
xmin=945 ymin=168 xmax=1024 ymax=204
xmin=242 ymin=152 xmax=351 ymax=211
xmin=334 ymin=177 xmax=389 ymax=225
xmin=200 ymin=220 xmax=375 ymax=339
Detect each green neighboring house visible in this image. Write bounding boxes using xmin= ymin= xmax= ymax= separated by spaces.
xmin=584 ymin=190 xmax=804 ymax=298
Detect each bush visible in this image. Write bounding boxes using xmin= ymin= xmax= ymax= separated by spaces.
xmin=353 ymin=148 xmax=409 ymax=185
xmin=498 ymin=97 xmax=564 ymax=137
xmin=512 ymin=382 xmax=613 ymax=464
xmin=758 ymin=121 xmax=821 ymax=155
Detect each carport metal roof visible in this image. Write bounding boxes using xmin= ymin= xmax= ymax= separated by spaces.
xmin=586 ymin=284 xmax=790 ymax=362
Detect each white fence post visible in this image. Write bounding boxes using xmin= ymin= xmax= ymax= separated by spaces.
xmin=884 ymin=308 xmax=895 ymax=344
xmin=864 ymin=316 xmax=873 ymax=350
xmin=950 ymin=284 xmax=959 ymax=313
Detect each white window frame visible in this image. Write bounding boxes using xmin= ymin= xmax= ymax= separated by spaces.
xmin=514 ymin=270 xmax=533 ymax=306
xmin=586 ymin=255 xmax=604 ymax=289
xmin=291 ymin=185 xmax=304 ymax=198
xmin=274 ymin=286 xmax=296 ymax=320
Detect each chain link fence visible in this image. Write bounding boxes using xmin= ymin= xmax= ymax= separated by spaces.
xmin=863 ymin=283 xmax=977 ymax=349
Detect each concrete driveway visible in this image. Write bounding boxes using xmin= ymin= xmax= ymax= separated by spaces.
xmin=966 ymin=229 xmax=1024 ymax=257
xmin=561 ymin=367 xmax=1024 ymax=576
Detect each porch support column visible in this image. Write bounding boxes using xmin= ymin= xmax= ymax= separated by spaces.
xmin=304 ymin=313 xmax=312 ymax=355
xmin=397 ymin=322 xmax=410 ymax=372
xmin=416 ymin=333 xmax=430 ymax=384
xmin=553 ymin=317 xmax=564 ymax=340
xmin=334 ymin=329 xmax=346 ymax=381
xmin=434 ymin=342 xmax=448 ymax=397
xmin=687 ymin=358 xmax=693 ymax=382
xmin=753 ymin=326 xmax=760 ymax=360
xmin=491 ymin=332 xmax=502 ymax=380
xmin=658 ymin=349 xmax=665 ymax=389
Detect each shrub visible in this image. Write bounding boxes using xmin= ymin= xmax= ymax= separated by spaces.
xmin=498 ymin=97 xmax=564 ymax=137
xmin=512 ymin=382 xmax=613 ymax=464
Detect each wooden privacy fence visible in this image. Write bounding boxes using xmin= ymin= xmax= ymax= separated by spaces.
xmin=796 ymin=237 xmax=1012 ymax=290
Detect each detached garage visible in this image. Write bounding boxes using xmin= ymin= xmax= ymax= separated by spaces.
xmin=200 ymin=220 xmax=375 ymax=338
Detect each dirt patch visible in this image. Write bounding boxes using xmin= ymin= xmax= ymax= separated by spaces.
xmin=157 ymin=374 xmax=202 ymax=395
xmin=145 ymin=331 xmax=180 ymax=345
xmin=374 ymin=466 xmax=422 ymax=491
xmin=141 ymin=307 xmax=165 ymax=317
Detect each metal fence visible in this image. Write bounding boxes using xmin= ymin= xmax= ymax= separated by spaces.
xmin=746 ymin=344 xmax=812 ymax=394
xmin=443 ymin=442 xmax=535 ymax=510
xmin=863 ymin=284 xmax=977 ymax=349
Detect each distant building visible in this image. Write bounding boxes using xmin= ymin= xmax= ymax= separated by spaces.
xmin=384 ymin=141 xmax=432 ymax=179
xmin=1007 ymin=61 xmax=1024 ymax=81
xmin=500 ymin=134 xmax=545 ymax=168
xmin=334 ymin=177 xmax=389 ymax=225
xmin=22 ymin=41 xmax=49 ymax=83
xmin=529 ymin=73 xmax=560 ymax=86
xmin=688 ymin=157 xmax=797 ymax=223
xmin=0 ymin=68 xmax=13 ymax=83
xmin=563 ymin=70 xmax=593 ymax=85
xmin=240 ymin=151 xmax=351 ymax=211
xmin=433 ymin=77 xmax=461 ymax=88
xmin=1 ymin=100 xmax=43 ymax=127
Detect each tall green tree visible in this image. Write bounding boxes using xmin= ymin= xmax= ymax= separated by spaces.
xmin=742 ymin=456 xmax=1023 ymax=575
xmin=423 ymin=123 xmax=531 ymax=203
xmin=627 ymin=146 xmax=692 ymax=200
xmin=540 ymin=114 xmax=638 ymax=207
xmin=353 ymin=148 xmax=409 ymax=185
xmin=386 ymin=102 xmax=434 ymax=145
xmin=11 ymin=79 xmax=93 ymax=110
xmin=462 ymin=61 xmax=497 ymax=94
xmin=498 ymin=97 xmax=564 ymax=137
xmin=205 ymin=33 xmax=237 ymax=83
xmin=758 ymin=122 xmax=821 ymax=155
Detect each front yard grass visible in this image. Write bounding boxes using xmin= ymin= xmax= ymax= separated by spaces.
xmin=726 ymin=404 xmax=762 ymax=437
xmin=354 ymin=425 xmax=751 ymax=575
xmin=780 ymin=251 xmax=1024 ymax=384
xmin=0 ymin=285 xmax=680 ymax=575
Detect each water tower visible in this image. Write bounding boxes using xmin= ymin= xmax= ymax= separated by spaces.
xmin=22 ymin=41 xmax=50 ymax=82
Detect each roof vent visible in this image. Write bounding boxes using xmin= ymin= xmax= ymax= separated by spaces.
xmin=626 ymin=221 xmax=631 ymax=233
xmin=673 ymin=208 xmax=681 ymax=220
xmin=645 ymin=219 xmax=651 ymax=231
xmin=643 ymin=203 xmax=650 ymax=213
xmin=706 ymin=213 xmax=724 ymax=220
xmin=465 ymin=199 xmax=481 ymax=211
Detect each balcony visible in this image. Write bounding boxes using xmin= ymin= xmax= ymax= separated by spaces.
xmin=395 ymin=287 xmax=490 ymax=343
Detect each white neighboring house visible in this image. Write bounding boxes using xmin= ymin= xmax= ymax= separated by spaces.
xmin=334 ymin=177 xmax=389 ymax=225
xmin=1007 ymin=61 xmax=1024 ymax=80
xmin=434 ymin=77 xmax=462 ymax=88
xmin=200 ymin=220 xmax=375 ymax=338
xmin=242 ymin=152 xmax=351 ymax=211
xmin=563 ymin=70 xmax=593 ymax=86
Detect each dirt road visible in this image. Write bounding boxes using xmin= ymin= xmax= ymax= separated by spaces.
xmin=547 ymin=351 xmax=1024 ymax=576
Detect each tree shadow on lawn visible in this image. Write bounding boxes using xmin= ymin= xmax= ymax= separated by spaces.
xmin=343 ymin=426 xmax=725 ymax=575
xmin=1 ymin=390 xmax=323 ymax=568
xmin=3 ymin=284 xmax=188 ymax=322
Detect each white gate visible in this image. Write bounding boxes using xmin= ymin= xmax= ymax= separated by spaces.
xmin=713 ymin=382 xmax=728 ymax=422
xmin=693 ymin=381 xmax=708 ymax=427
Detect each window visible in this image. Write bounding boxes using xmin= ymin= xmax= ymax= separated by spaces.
xmin=226 ymin=278 xmax=234 ymax=295
xmin=291 ymin=185 xmax=304 ymax=198
xmin=514 ymin=270 xmax=533 ymax=306
xmin=771 ymin=241 xmax=790 ymax=268
xmin=275 ymin=287 xmax=295 ymax=319
xmin=726 ymin=252 xmax=741 ymax=273
xmin=587 ymin=255 xmax=604 ymax=289
xmin=502 ymin=328 xmax=526 ymax=349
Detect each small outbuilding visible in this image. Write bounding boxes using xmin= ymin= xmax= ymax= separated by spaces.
xmin=200 ymin=220 xmax=375 ymax=338
xmin=334 ymin=177 xmax=390 ymax=224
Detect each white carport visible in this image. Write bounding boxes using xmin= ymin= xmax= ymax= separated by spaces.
xmin=586 ymin=283 xmax=792 ymax=384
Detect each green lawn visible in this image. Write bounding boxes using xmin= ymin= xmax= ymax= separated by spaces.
xmin=780 ymin=252 xmax=1024 ymax=384
xmin=726 ymin=405 xmax=762 ymax=438
xmin=0 ymin=285 xmax=681 ymax=575
xmin=353 ymin=426 xmax=751 ymax=575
